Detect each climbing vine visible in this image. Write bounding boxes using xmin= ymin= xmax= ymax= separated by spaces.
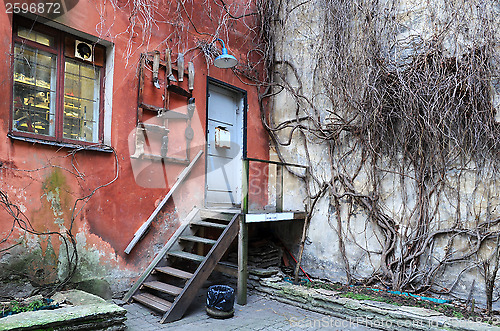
xmin=255 ymin=0 xmax=500 ymax=311
xmin=1 ymin=0 xmax=260 ymax=298
xmin=0 ymin=145 xmax=118 ymax=296
xmin=5 ymin=0 xmax=500 ymax=312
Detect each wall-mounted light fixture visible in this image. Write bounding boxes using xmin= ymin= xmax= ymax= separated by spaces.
xmin=214 ymin=38 xmax=238 ymax=69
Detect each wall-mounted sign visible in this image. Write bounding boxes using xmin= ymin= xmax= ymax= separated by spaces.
xmin=215 ymin=126 xmax=231 ymax=149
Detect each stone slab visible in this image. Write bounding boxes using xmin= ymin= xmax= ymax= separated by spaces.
xmin=0 ymin=290 xmax=126 ymax=331
xmin=255 ymin=280 xmax=500 ymax=331
xmin=52 ymin=289 xmax=107 ymax=306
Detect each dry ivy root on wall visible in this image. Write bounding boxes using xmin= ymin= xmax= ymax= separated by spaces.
xmin=104 ymin=0 xmax=261 ymax=68
xmin=255 ymin=0 xmax=500 ymax=311
xmin=6 ymin=0 xmax=500 ymax=310
xmin=93 ymin=0 xmax=500 ymax=311
xmin=0 ymin=146 xmax=118 ymax=296
xmin=1 ymin=0 xmax=262 ymax=296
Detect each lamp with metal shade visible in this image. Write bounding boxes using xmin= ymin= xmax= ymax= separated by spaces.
xmin=214 ymin=38 xmax=238 ymax=69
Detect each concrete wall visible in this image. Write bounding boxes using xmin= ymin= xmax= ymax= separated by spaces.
xmin=270 ymin=0 xmax=500 ymax=308
xmin=0 ymin=0 xmax=268 ymax=295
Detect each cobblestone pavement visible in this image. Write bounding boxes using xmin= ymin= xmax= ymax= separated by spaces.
xmin=124 ymin=290 xmax=376 ymax=331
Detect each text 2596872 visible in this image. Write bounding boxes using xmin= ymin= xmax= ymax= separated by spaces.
xmin=5 ymin=2 xmax=61 ymax=14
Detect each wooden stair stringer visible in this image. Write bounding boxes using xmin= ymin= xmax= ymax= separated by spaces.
xmin=123 ymin=207 xmax=201 ymax=302
xmin=160 ymin=213 xmax=240 ymax=323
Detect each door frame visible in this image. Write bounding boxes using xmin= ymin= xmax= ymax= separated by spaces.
xmin=204 ymin=77 xmax=248 ymax=208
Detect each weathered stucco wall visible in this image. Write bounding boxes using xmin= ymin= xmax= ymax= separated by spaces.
xmin=0 ymin=0 xmax=268 ymax=295
xmin=270 ymin=0 xmax=500 ymax=308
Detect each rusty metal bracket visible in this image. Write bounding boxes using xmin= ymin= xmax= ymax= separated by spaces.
xmin=136 ymin=52 xmax=196 ymax=164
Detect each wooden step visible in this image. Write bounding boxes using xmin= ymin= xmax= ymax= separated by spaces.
xmin=155 ymin=266 xmax=194 ymax=279
xmin=143 ymin=281 xmax=183 ymax=296
xmin=161 ymin=213 xmax=240 ymax=323
xmin=132 ymin=293 xmax=172 ymax=313
xmin=199 ymin=209 xmax=237 ymax=221
xmin=179 ymin=235 xmax=217 ymax=245
xmin=122 ymin=209 xmax=200 ymax=302
xmin=191 ymin=220 xmax=227 ymax=229
xmin=168 ymin=250 xmax=205 ymax=262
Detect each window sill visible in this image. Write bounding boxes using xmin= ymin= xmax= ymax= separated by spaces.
xmin=8 ymin=133 xmax=114 ymax=153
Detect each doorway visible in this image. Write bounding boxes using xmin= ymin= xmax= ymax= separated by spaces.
xmin=205 ymin=80 xmax=245 ymax=208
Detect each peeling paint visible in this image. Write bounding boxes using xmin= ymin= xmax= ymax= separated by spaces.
xmin=0 ymin=0 xmax=268 ymax=297
xmin=42 ymin=169 xmax=68 ymax=222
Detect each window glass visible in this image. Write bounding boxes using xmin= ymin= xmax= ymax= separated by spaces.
xmin=17 ymin=26 xmax=53 ymax=47
xmin=12 ymin=20 xmax=104 ymax=145
xmin=12 ymin=44 xmax=56 ymax=136
xmin=63 ymin=59 xmax=100 ymax=143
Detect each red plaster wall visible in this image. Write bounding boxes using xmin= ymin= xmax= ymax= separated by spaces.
xmin=0 ymin=0 xmax=268 ymax=286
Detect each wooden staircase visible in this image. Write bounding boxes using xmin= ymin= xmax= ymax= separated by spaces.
xmin=123 ymin=208 xmax=240 ymax=323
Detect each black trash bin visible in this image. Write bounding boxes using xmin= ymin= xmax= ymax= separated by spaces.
xmin=206 ymin=285 xmax=235 ymax=318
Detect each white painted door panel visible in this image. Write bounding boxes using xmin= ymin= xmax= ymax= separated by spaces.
xmin=206 ymin=84 xmax=243 ymax=207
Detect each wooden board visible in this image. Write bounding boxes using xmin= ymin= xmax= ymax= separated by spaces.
xmin=124 ymin=151 xmax=203 ymax=254
xmin=161 ymin=213 xmax=240 ymax=323
xmin=167 ymin=251 xmax=205 ymax=262
xmin=155 ymin=266 xmax=194 ymax=279
xmin=143 ymin=281 xmax=183 ymax=296
xmin=133 ymin=293 xmax=172 ymax=313
xmin=190 ymin=220 xmax=227 ymax=229
xmin=214 ymin=261 xmax=238 ymax=278
xmin=179 ymin=235 xmax=217 ymax=245
xmin=122 ymin=208 xmax=199 ymax=302
xmin=130 ymin=153 xmax=190 ymax=164
xmin=199 ymin=209 xmax=235 ymax=221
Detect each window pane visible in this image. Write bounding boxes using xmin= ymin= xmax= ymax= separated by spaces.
xmin=17 ymin=27 xmax=53 ymax=47
xmin=12 ymin=44 xmax=56 ymax=137
xmin=63 ymin=59 xmax=101 ymax=143
xmin=65 ymin=61 xmax=79 ymax=75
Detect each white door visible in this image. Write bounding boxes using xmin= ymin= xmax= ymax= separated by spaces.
xmin=205 ymin=83 xmax=244 ymax=208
